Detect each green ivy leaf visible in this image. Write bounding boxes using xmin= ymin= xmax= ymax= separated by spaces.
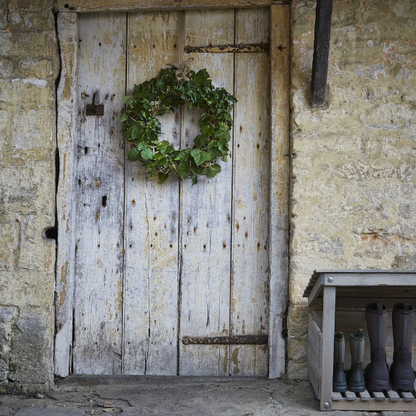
xmin=122 ymin=96 xmax=134 ymax=106
xmin=194 ymin=135 xmax=206 ymax=148
xmin=177 ymin=162 xmax=189 ymax=180
xmin=158 ymin=172 xmax=169 ymax=184
xmin=128 ymin=148 xmax=141 ymax=161
xmin=122 ymin=126 xmax=134 ymax=141
xmin=131 ymin=125 xmax=144 ymax=140
xmin=193 ymin=69 xmax=210 ymax=86
xmin=204 ymin=163 xmax=221 ymax=178
xmin=141 ymin=148 xmax=153 ymax=160
xmin=190 ymin=149 xmax=203 ymax=165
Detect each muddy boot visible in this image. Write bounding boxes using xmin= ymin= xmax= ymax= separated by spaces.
xmin=347 ymin=329 xmax=366 ymax=392
xmin=333 ymin=331 xmax=347 ymax=392
xmin=390 ymin=302 xmax=415 ymax=391
xmin=364 ymin=303 xmax=390 ymax=391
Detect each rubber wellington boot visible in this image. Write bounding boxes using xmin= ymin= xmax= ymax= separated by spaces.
xmin=364 ymin=303 xmax=390 ymax=391
xmin=333 ymin=332 xmax=347 ymax=392
xmin=390 ymin=302 xmax=415 ymax=391
xmin=346 ymin=329 xmax=366 ymax=392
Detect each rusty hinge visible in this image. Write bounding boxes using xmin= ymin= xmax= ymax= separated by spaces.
xmin=85 ymin=92 xmax=104 ymax=116
xmin=185 ymin=43 xmax=269 ymax=54
xmin=182 ymin=335 xmax=268 ymax=345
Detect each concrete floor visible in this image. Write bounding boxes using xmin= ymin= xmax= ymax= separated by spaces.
xmin=0 ymin=376 xmax=414 ymax=416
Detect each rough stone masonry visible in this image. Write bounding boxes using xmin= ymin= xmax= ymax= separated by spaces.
xmin=0 ymin=0 xmax=416 ymax=393
xmin=0 ymin=0 xmax=59 ymax=393
xmin=289 ymin=0 xmax=416 ymax=378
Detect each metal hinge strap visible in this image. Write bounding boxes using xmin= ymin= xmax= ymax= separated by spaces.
xmin=185 ymin=43 xmax=269 ymax=54
xmin=182 ymin=335 xmax=268 ymax=345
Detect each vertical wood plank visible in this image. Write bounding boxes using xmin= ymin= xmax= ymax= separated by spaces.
xmin=55 ymin=12 xmax=79 ymax=378
xmin=73 ymin=13 xmax=126 ymax=374
xmin=320 ymin=286 xmax=336 ymax=411
xmin=179 ymin=9 xmax=235 ymax=376
xmin=268 ymin=4 xmax=290 ymax=379
xmin=123 ymin=11 xmax=181 ymax=375
xmin=231 ymin=8 xmax=270 ymax=376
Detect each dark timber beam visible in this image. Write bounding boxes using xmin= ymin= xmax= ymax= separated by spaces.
xmin=311 ymin=0 xmax=334 ymax=107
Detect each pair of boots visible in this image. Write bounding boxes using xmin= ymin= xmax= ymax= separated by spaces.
xmin=365 ymin=302 xmax=415 ymax=392
xmin=333 ymin=302 xmax=415 ymax=393
xmin=333 ymin=329 xmax=366 ymax=393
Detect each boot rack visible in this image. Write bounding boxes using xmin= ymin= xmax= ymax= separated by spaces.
xmin=304 ymin=270 xmax=416 ymax=411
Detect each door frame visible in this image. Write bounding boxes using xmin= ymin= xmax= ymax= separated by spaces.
xmin=55 ymin=2 xmax=290 ymax=379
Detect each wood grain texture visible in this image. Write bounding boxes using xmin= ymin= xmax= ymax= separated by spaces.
xmin=179 ymin=9 xmax=234 ymax=376
xmin=332 ymin=400 xmax=416 ymax=411
xmin=55 ymin=0 xmax=272 ymax=13
xmin=320 ymin=286 xmax=336 ymax=411
xmin=55 ymin=12 xmax=79 ymax=378
xmin=230 ymin=8 xmax=270 ymax=376
xmin=123 ymin=12 xmax=181 ymax=375
xmin=73 ymin=13 xmax=126 ymax=374
xmin=311 ymin=0 xmax=334 ymax=107
xmin=268 ymin=3 xmax=290 ymax=379
xmin=56 ymin=7 xmax=289 ymax=377
xmin=307 ymin=315 xmax=322 ymax=399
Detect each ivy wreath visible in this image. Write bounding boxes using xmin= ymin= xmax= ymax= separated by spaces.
xmin=121 ymin=63 xmax=237 ymax=184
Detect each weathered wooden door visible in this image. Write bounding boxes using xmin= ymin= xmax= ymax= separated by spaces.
xmin=56 ymin=8 xmax=283 ymax=377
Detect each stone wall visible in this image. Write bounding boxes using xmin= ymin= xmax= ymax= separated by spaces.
xmin=289 ymin=0 xmax=416 ymax=378
xmin=0 ymin=0 xmax=415 ymax=392
xmin=0 ymin=0 xmax=59 ymax=393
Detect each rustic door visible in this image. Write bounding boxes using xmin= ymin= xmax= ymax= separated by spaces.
xmin=56 ymin=8 xmax=286 ymax=377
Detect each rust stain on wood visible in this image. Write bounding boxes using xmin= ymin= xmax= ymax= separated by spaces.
xmin=59 ymin=261 xmax=69 ymax=307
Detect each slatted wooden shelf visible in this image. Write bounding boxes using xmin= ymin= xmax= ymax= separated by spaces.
xmin=331 ymin=388 xmax=416 ymax=411
xmin=304 ymin=270 xmax=416 ymax=411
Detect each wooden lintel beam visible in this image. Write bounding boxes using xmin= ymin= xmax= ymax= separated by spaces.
xmin=55 ymin=0 xmax=272 ymax=12
xmin=185 ymin=43 xmax=270 ymax=54
xmin=311 ymin=0 xmax=334 ymax=107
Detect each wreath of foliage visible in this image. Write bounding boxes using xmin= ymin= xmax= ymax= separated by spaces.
xmin=121 ymin=64 xmax=237 ymax=184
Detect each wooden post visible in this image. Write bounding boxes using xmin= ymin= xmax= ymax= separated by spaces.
xmin=269 ymin=3 xmax=290 ymax=379
xmin=311 ymin=0 xmax=334 ymax=107
xmin=55 ymin=12 xmax=79 ymax=377
xmin=320 ymin=285 xmax=336 ymax=411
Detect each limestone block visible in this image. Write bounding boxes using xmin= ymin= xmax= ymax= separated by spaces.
xmin=287 ymin=357 xmax=308 ymax=380
xmin=0 ymin=268 xmax=54 ymax=308
xmin=0 ymin=58 xmax=13 ymax=76
xmin=0 ymin=9 xmax=7 ymax=31
xmin=0 ymin=306 xmax=18 ymax=361
xmin=8 ymin=0 xmax=53 ymax=11
xmin=17 ymin=58 xmax=54 ymax=79
xmin=0 ymin=214 xmax=20 ymax=270
xmin=9 ymin=308 xmax=53 ymax=386
xmin=1 ymin=78 xmax=55 ymax=106
xmin=17 ymin=214 xmax=55 ymax=272
xmin=0 ymin=359 xmax=8 ymax=383
xmin=7 ymin=32 xmax=57 ymax=60
xmin=0 ymin=109 xmax=9 ymax=154
xmin=11 ymin=107 xmax=55 ymax=152
xmin=0 ymin=33 xmax=12 ymax=56
xmin=0 ymin=161 xmax=55 ymax=216
xmin=7 ymin=9 xmax=55 ymax=31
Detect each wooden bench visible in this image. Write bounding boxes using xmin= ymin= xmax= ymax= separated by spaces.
xmin=304 ymin=270 xmax=416 ymax=411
